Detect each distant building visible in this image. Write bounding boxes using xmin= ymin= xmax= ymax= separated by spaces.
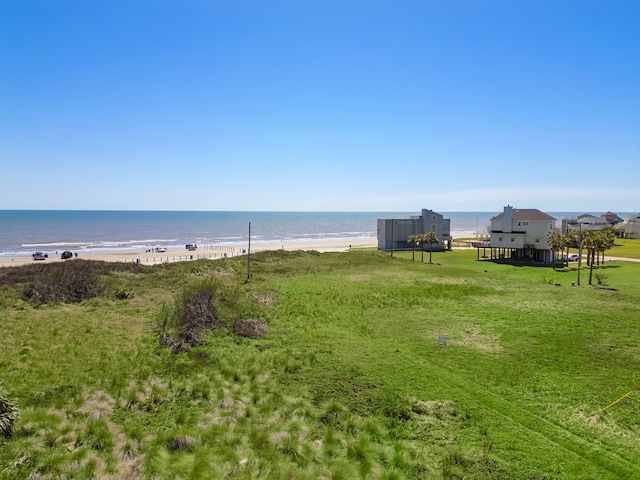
xmin=600 ymin=211 xmax=623 ymax=225
xmin=488 ymin=206 xmax=556 ymax=263
xmin=561 ymin=214 xmax=609 ymax=233
xmin=377 ymin=209 xmax=451 ymax=251
xmin=617 ymin=214 xmax=640 ymax=239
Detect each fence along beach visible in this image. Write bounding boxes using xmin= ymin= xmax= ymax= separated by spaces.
xmin=0 ymin=237 xmax=378 ymax=267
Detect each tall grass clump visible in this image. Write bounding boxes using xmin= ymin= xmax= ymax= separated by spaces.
xmin=80 ymin=417 xmax=114 ymax=451
xmin=156 ymin=279 xmax=223 ymax=352
xmin=0 ymin=383 xmax=19 ymax=439
xmin=155 ymin=277 xmax=267 ymax=353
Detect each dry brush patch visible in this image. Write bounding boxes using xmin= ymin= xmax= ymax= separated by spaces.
xmin=233 ymin=318 xmax=268 ymax=339
xmin=455 ymin=326 xmax=504 ymax=355
xmin=425 ymin=276 xmax=474 ymax=285
xmin=429 ymin=325 xmax=503 ymax=355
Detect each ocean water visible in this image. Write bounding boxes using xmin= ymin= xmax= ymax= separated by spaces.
xmin=0 ymin=210 xmax=628 ymax=258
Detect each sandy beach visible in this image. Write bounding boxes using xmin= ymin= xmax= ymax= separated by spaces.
xmin=0 ymin=238 xmax=377 ymax=268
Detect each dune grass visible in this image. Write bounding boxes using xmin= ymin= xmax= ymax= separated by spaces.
xmin=1 ymin=246 xmax=639 ymax=478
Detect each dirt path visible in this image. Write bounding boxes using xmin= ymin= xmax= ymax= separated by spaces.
xmin=602 ymin=255 xmax=640 ymax=263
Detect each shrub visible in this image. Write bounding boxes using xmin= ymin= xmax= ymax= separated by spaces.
xmin=0 ymin=383 xmax=19 ymax=439
xmin=594 ymin=273 xmax=608 ymax=286
xmin=23 ymin=261 xmax=99 ymax=304
xmin=114 ymin=286 xmax=135 ymax=299
xmin=157 ymin=280 xmax=223 ymax=352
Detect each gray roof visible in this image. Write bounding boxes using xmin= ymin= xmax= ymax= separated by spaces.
xmin=491 ymin=209 xmax=556 ymax=222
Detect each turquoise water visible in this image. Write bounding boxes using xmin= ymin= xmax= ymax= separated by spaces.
xmin=0 ymin=210 xmax=626 ymax=257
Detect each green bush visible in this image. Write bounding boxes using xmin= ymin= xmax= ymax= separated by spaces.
xmin=114 ymin=286 xmax=135 ymax=299
xmin=0 ymin=383 xmax=19 ymax=439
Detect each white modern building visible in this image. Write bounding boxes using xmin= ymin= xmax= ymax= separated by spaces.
xmin=488 ymin=206 xmax=557 ymax=263
xmin=377 ymin=209 xmax=451 ymax=251
xmin=617 ymin=214 xmax=640 ymax=239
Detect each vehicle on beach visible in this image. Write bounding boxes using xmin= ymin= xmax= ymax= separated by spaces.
xmin=155 ymin=247 xmax=167 ymax=253
xmin=32 ymin=252 xmax=48 ymax=261
xmin=61 ymin=251 xmax=73 ymax=259
xmin=186 ymin=243 xmax=197 ymax=251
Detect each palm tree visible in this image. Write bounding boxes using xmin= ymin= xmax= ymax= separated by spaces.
xmin=408 ymin=235 xmax=420 ymax=261
xmin=421 ymin=232 xmax=439 ymax=264
xmin=562 ymin=232 xmax=576 ymax=258
xmin=598 ymin=227 xmax=617 ymax=264
xmin=546 ymin=231 xmax=563 ymax=269
xmin=581 ymin=230 xmax=598 ymax=285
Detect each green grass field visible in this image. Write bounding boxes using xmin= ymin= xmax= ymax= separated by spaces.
xmin=1 ymin=247 xmax=639 ymax=479
xmin=606 ymin=238 xmax=640 ymax=259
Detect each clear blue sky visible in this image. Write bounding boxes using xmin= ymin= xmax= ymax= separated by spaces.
xmin=1 ymin=1 xmax=639 ymax=212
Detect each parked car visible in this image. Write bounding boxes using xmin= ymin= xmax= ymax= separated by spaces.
xmin=186 ymin=243 xmax=197 ymax=251
xmin=562 ymin=253 xmax=580 ymax=262
xmin=61 ymin=251 xmax=73 ymax=259
xmin=32 ymin=251 xmax=47 ymax=261
xmin=155 ymin=247 xmax=167 ymax=253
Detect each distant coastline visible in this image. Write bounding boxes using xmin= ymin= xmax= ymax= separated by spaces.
xmin=0 ymin=210 xmax=633 ymax=259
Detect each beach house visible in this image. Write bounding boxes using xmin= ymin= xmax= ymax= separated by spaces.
xmin=617 ymin=213 xmax=640 ymax=239
xmin=560 ymin=214 xmax=609 ymax=234
xmin=377 ymin=209 xmax=451 ymax=251
xmin=600 ymin=211 xmax=623 ymax=225
xmin=487 ymin=206 xmax=556 ymax=263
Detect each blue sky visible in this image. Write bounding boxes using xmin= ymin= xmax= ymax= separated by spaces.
xmin=1 ymin=1 xmax=639 ymax=212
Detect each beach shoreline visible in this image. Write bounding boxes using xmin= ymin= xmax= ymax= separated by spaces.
xmin=0 ymin=238 xmax=378 ymax=268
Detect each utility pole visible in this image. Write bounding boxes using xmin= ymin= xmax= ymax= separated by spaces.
xmin=247 ymin=222 xmax=251 ymax=280
xmin=390 ymin=219 xmax=394 ymax=257
xmin=577 ymin=222 xmax=583 ymax=286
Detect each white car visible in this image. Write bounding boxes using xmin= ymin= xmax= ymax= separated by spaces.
xmin=562 ymin=253 xmax=580 ymax=262
xmin=32 ymin=251 xmax=48 ymax=261
xmin=155 ymin=247 xmax=167 ymax=253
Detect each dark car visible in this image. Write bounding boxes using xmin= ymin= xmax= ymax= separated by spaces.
xmin=61 ymin=251 xmax=73 ymax=260
xmin=186 ymin=243 xmax=197 ymax=251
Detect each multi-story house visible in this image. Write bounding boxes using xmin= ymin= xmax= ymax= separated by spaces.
xmin=489 ymin=205 xmax=557 ymax=263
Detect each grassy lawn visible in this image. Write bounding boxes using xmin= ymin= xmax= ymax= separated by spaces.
xmin=1 ymin=250 xmax=639 ymax=479
xmin=606 ymin=238 xmax=640 ymax=259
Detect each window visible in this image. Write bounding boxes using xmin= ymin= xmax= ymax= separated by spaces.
xmin=511 ymin=237 xmax=515 ymax=242
xmin=499 ymin=236 xmax=503 ymax=241
xmin=535 ymin=238 xmax=540 ymax=243
xmin=431 ymin=224 xmax=437 ymax=233
xmin=432 ymin=216 xmax=436 ymax=221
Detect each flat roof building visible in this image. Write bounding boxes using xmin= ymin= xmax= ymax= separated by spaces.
xmin=377 ymin=209 xmax=451 ymax=251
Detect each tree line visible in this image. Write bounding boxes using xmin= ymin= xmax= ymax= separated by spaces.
xmin=546 ymin=226 xmax=618 ymax=284
xmin=407 ymin=232 xmax=439 ymax=263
